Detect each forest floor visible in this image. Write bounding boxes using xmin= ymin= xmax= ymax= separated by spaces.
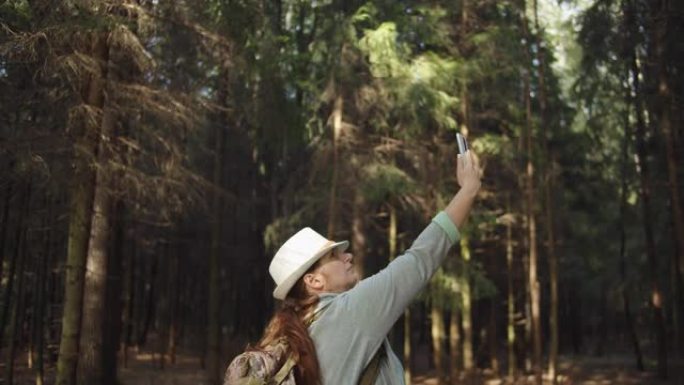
xmin=4 ymin=349 xmax=684 ymax=385
xmin=411 ymin=355 xmax=684 ymax=385
xmin=117 ymin=350 xmax=684 ymax=385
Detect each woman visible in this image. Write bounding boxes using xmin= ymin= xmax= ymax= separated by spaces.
xmin=229 ymin=151 xmax=481 ymax=385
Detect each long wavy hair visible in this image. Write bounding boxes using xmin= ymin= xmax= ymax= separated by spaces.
xmin=257 ymin=264 xmax=322 ymax=385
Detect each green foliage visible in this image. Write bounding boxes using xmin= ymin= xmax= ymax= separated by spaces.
xmin=577 ymin=0 xmax=620 ymax=77
xmin=356 ymin=21 xmax=460 ymax=135
xmin=358 ymin=22 xmax=410 ymax=78
xmin=360 ymin=162 xmax=416 ymax=203
xmin=0 ymin=1 xmax=32 ymax=27
xmin=422 ymin=260 xmax=498 ymax=311
xmin=264 ymin=204 xmax=322 ymax=254
xmin=471 ymin=133 xmax=514 ymax=158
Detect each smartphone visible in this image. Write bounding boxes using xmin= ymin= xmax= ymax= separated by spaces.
xmin=456 ymin=132 xmax=469 ymax=155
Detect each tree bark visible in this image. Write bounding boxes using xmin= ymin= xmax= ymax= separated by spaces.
xmin=103 ymin=199 xmax=124 ymax=382
xmin=431 ymin=304 xmax=445 ymax=381
xmin=137 ymin=247 xmax=157 ymax=348
xmin=207 ymin=69 xmax=228 ymax=385
xmin=4 ymin=231 xmax=28 ymax=385
xmin=488 ymin=298 xmax=499 ymax=374
xmin=520 ymin=1 xmax=542 ymax=381
xmin=460 ymin=236 xmax=474 ymax=371
xmin=388 ymin=204 xmax=397 ymax=261
xmin=449 ymin=307 xmax=460 ymax=383
xmin=352 ymin=186 xmax=367 ymax=277
xmin=0 ymin=181 xmax=12 ymax=283
xmin=77 ymin=29 xmax=114 ymax=385
xmin=327 ymin=94 xmax=343 ymax=238
xmin=0 ymin=184 xmax=27 ymax=350
xmin=34 ymin=194 xmax=54 ymax=385
xmin=387 ymin=203 xmax=398 ymax=346
xmin=457 ymin=9 xmax=474 ymax=367
xmin=167 ymin=237 xmax=180 ymax=365
xmin=653 ymin=0 xmax=684 ymax=356
xmin=78 ymin=195 xmax=111 ymax=385
xmin=618 ymin=91 xmax=644 ymax=371
xmin=56 ymin=29 xmax=108 ymax=385
xmin=505 ymin=194 xmax=517 ymax=380
xmin=627 ymin=1 xmax=668 ymax=374
xmin=121 ymin=229 xmax=136 ymax=368
xmin=3 ymin=181 xmax=31 ymax=385
xmin=531 ymin=0 xmax=559 ymax=380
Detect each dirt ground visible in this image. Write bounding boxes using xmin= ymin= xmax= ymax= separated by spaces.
xmin=411 ymin=355 xmax=684 ymax=385
xmin=4 ymin=350 xmax=684 ymax=385
xmin=116 ymin=349 xmax=684 ymax=385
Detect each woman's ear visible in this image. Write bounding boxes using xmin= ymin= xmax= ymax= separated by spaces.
xmin=303 ymin=272 xmax=325 ymax=292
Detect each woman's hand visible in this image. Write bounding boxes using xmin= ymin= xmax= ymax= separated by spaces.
xmin=444 ymin=151 xmax=482 ymax=228
xmin=457 ymin=151 xmax=482 ymax=196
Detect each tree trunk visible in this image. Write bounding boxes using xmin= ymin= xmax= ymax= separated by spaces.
xmin=627 ymin=3 xmax=668 ymax=374
xmin=167 ymin=237 xmax=180 ymax=365
xmin=531 ymin=0 xmax=559 ymax=380
xmin=388 ymin=204 xmax=396 ymax=262
xmin=136 ymin=246 xmax=157 ymax=348
xmin=327 ymin=94 xmax=343 ymax=238
xmin=0 ymin=181 xmax=12 ymax=283
xmin=56 ymin=30 xmax=107 ymax=385
xmin=387 ymin=203 xmax=398 ymax=346
xmin=618 ymin=94 xmax=644 ymax=371
xmin=653 ymin=0 xmax=684 ymax=356
xmin=594 ymin=286 xmax=609 ymax=356
xmin=460 ymin=236 xmax=474 ymax=372
xmin=34 ymin=195 xmax=54 ymax=385
xmin=157 ymin=240 xmax=170 ymax=369
xmin=520 ymin=1 xmax=542 ymax=381
xmin=207 ymin=70 xmax=228 ymax=385
xmin=457 ymin=6 xmax=474 ymax=367
xmin=5 ymin=232 xmax=28 ymax=385
xmin=633 ymin=87 xmax=668 ymax=380
xmin=449 ymin=307 xmax=460 ymax=383
xmin=103 ymin=199 xmax=124 ymax=383
xmin=352 ymin=186 xmax=367 ymax=277
xmin=121 ymin=229 xmax=136 ymax=368
xmin=487 ymin=298 xmax=499 ymax=374
xmin=544 ymin=165 xmax=559 ymax=382
xmin=3 ymin=181 xmax=31 ymax=385
xmin=505 ymin=194 xmax=517 ymax=380
xmin=45 ymin=213 xmax=60 ymax=366
xmin=0 ymin=183 xmax=28 ymax=349
xmin=431 ymin=304 xmax=445 ymax=381
xmin=77 ymin=30 xmax=114 ymax=385
xmin=56 ymin=181 xmax=93 ymax=385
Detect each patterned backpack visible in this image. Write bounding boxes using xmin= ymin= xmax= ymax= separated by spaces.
xmin=223 ymin=338 xmax=383 ymax=385
xmin=224 ymin=339 xmax=296 ymax=385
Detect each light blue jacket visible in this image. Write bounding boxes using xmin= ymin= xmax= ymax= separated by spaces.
xmin=308 ymin=212 xmax=460 ymax=384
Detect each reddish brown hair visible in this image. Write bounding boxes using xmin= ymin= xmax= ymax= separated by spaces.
xmin=258 ymin=270 xmax=321 ymax=385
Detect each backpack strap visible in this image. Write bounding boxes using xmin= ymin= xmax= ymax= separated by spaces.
xmin=269 ymin=355 xmax=297 ymax=385
xmin=308 ymin=301 xmax=386 ymax=385
xmin=358 ymin=344 xmax=385 ymax=385
xmin=304 ymin=301 xmax=332 ymax=326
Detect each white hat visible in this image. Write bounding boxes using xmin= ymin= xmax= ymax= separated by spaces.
xmin=269 ymin=227 xmax=349 ymax=300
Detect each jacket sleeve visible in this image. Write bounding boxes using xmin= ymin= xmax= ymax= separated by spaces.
xmin=336 ymin=211 xmax=459 ymax=343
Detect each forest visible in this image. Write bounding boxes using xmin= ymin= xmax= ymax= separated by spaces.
xmin=0 ymin=0 xmax=683 ymax=384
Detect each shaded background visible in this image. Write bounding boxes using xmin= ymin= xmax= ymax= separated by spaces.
xmin=0 ymin=0 xmax=683 ymax=384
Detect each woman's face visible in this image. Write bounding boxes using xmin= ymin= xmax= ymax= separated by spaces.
xmin=310 ymin=248 xmax=359 ymax=294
